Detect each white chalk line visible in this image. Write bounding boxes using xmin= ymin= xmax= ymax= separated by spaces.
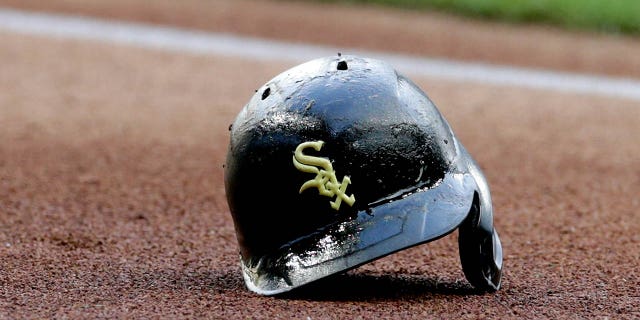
xmin=1 ymin=8 xmax=640 ymax=101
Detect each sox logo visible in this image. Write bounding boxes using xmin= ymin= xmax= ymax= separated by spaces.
xmin=292 ymin=141 xmax=356 ymax=210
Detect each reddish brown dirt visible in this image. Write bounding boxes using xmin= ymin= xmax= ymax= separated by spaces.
xmin=1 ymin=2 xmax=640 ymax=319
xmin=1 ymin=0 xmax=640 ymax=79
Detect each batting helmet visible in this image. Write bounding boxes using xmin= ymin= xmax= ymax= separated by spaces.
xmin=224 ymin=55 xmax=502 ymax=295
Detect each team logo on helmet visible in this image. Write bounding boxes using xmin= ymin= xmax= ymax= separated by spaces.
xmin=292 ymin=141 xmax=355 ymax=210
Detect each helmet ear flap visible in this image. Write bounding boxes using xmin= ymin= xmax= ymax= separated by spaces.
xmin=458 ymin=193 xmax=503 ymax=292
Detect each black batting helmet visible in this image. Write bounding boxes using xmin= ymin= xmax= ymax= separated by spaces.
xmin=224 ymin=55 xmax=502 ymax=295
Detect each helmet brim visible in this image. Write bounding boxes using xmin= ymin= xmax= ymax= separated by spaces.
xmin=240 ymin=172 xmax=477 ymax=295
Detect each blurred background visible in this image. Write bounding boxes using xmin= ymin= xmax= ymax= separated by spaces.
xmin=1 ymin=0 xmax=639 ymax=78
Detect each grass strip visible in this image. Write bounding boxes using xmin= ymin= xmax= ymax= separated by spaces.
xmin=318 ymin=0 xmax=640 ymax=35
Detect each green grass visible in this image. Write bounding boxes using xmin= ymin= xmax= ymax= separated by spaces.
xmin=319 ymin=0 xmax=640 ymax=35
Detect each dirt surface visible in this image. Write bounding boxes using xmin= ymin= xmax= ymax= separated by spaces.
xmin=1 ymin=2 xmax=640 ymax=319
xmin=2 ymin=0 xmax=640 ymax=79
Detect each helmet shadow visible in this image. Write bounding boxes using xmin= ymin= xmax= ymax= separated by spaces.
xmin=278 ymin=271 xmax=480 ymax=301
xmin=115 ymin=267 xmax=480 ymax=301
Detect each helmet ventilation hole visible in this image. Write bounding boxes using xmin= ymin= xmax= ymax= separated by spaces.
xmin=337 ymin=60 xmax=348 ymax=70
xmin=261 ymin=87 xmax=271 ymax=100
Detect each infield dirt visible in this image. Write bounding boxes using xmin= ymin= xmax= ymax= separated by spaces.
xmin=0 ymin=1 xmax=639 ymax=318
xmin=3 ymin=0 xmax=640 ymax=79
